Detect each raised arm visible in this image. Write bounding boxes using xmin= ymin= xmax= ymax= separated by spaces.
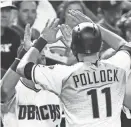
xmin=1 ymin=24 xmax=32 ymax=103
xmin=16 ymin=18 xmax=61 ymax=79
xmin=97 ymin=25 xmax=127 ymax=50
xmin=66 ymin=10 xmax=131 ymax=109
xmin=67 ymin=9 xmax=127 ymax=50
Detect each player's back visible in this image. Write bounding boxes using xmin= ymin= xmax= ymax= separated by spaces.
xmin=61 ymin=61 xmax=126 ymax=127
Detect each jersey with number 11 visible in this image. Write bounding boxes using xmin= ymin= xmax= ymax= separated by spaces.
xmin=32 ymin=51 xmax=130 ymax=127
xmin=61 ymin=61 xmax=126 ymax=127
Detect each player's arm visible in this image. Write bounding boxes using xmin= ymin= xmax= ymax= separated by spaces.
xmin=64 ymin=10 xmax=131 ymax=68
xmin=98 ymin=25 xmax=127 ymax=50
xmin=0 ymin=24 xmax=32 ymax=103
xmin=17 ymin=19 xmax=76 ymax=95
xmin=100 ymin=48 xmax=116 ymax=60
xmin=97 ymin=26 xmax=130 ymax=69
xmin=69 ymin=10 xmax=131 ymax=70
xmin=98 ymin=24 xmax=131 ymax=71
xmin=17 ymin=18 xmax=61 ymax=78
xmin=67 ymin=9 xmax=127 ymax=50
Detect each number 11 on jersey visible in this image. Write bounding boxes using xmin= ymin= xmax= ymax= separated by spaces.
xmin=87 ymin=87 xmax=112 ymax=118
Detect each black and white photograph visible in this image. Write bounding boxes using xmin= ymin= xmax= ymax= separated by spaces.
xmin=1 ymin=0 xmax=131 ymax=127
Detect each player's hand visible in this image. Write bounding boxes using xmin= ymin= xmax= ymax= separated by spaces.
xmin=41 ymin=18 xmax=62 ymax=44
xmin=60 ymin=24 xmax=72 ymax=49
xmin=23 ymin=24 xmax=32 ymax=51
xmin=68 ymin=9 xmax=93 ymax=25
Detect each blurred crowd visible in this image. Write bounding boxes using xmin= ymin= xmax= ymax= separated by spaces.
xmin=1 ymin=0 xmax=131 ymax=127
xmin=1 ymin=0 xmax=131 ymax=74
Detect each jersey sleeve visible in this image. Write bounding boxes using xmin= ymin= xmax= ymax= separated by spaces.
xmin=101 ymin=51 xmax=131 ymax=72
xmin=31 ymin=64 xmax=77 ymax=95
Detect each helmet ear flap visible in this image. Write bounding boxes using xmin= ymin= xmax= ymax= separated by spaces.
xmin=71 ymin=41 xmax=77 ymax=56
xmin=93 ymin=24 xmax=96 ymax=36
xmin=71 ymin=26 xmax=79 ymax=56
xmin=93 ymin=23 xmax=99 ymax=36
xmin=77 ymin=25 xmax=81 ymax=38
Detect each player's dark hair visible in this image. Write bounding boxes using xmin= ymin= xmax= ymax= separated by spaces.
xmin=13 ymin=1 xmax=39 ymax=9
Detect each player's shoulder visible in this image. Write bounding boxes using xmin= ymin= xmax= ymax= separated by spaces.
xmin=62 ymin=62 xmax=83 ymax=71
xmin=44 ymin=62 xmax=83 ymax=70
xmin=100 ymin=59 xmax=120 ymax=68
xmin=40 ymin=64 xmax=66 ymax=71
xmin=100 ymin=60 xmax=126 ymax=74
xmin=100 ymin=50 xmax=131 ymax=71
xmin=46 ymin=63 xmax=84 ymax=78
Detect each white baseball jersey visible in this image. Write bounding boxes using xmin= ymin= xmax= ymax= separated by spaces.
xmin=31 ymin=51 xmax=131 ymax=127
xmin=1 ymin=79 xmax=62 ymax=127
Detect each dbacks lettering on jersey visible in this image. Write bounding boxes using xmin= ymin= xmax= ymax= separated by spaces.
xmin=73 ymin=69 xmax=119 ymax=88
xmin=18 ymin=104 xmax=60 ymax=122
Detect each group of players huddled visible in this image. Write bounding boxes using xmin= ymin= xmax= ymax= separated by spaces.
xmin=1 ymin=1 xmax=131 ymax=127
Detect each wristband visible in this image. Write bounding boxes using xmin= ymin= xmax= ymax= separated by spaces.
xmin=11 ymin=47 xmax=27 ymax=72
xmin=10 ymin=58 xmax=20 ymax=72
xmin=33 ymin=37 xmax=47 ymax=52
xmin=15 ymin=58 xmax=20 ymax=61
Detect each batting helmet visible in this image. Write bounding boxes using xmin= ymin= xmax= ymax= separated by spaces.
xmin=71 ymin=22 xmax=102 ymax=56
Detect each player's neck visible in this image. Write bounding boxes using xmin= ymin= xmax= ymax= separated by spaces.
xmin=78 ymin=53 xmax=99 ymax=63
xmin=84 ymin=56 xmax=98 ymax=63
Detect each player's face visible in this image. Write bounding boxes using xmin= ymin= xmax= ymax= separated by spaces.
xmin=65 ymin=3 xmax=83 ymax=28
xmin=103 ymin=6 xmax=122 ymax=26
xmin=18 ymin=1 xmax=37 ymax=27
xmin=37 ymin=49 xmax=46 ymax=65
xmin=1 ymin=7 xmax=11 ymax=27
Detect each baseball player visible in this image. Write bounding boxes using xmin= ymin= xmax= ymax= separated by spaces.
xmin=1 ymin=23 xmax=62 ymax=127
xmin=17 ymin=11 xmax=131 ymax=127
xmin=69 ymin=9 xmax=131 ymax=125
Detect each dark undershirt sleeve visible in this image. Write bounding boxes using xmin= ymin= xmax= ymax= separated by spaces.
xmin=24 ymin=62 xmax=35 ymax=80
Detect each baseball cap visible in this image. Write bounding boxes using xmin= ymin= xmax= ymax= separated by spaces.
xmin=99 ymin=0 xmax=122 ymax=10
xmin=1 ymin=1 xmax=17 ymax=9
